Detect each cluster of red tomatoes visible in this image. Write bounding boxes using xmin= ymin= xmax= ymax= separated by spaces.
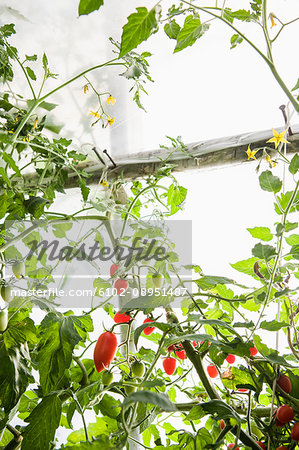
xmin=207 ymin=346 xmax=258 ymax=380
xmin=220 ymin=374 xmax=299 ymax=448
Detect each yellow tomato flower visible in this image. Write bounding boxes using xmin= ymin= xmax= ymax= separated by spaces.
xmin=267 ymin=128 xmax=289 ymax=148
xmin=8 ymin=130 xmax=14 ymax=134
xmin=33 ymin=118 xmax=38 ymax=129
xmin=246 ymin=146 xmax=258 ymax=160
xmin=84 ymin=85 xmax=89 ymax=94
xmin=107 ymin=95 xmax=116 ymax=105
xmin=269 ymin=13 xmax=277 ymax=28
xmin=266 ymin=154 xmax=277 ymax=168
xmin=107 ymin=116 xmax=115 ymax=126
xmin=89 ymin=110 xmax=100 ymax=119
xmin=101 ymin=179 xmax=109 ymax=187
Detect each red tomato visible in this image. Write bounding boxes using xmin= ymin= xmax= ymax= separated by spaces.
xmin=250 ymin=346 xmax=258 ymax=356
xmin=110 ymin=263 xmax=119 ymax=277
xmin=93 ymin=331 xmax=118 ymax=373
xmin=175 ymin=344 xmax=186 ymax=360
xmin=168 ymin=344 xmax=175 ymax=352
xmin=228 ymin=444 xmax=240 ymax=450
xmin=256 ymin=442 xmax=266 ymax=450
xmin=238 ymin=388 xmax=249 ymax=392
xmin=275 ymin=419 xmax=284 ymax=428
xmin=220 ymin=419 xmax=225 ymax=430
xmin=192 ymin=341 xmax=197 ymax=347
xmin=199 ymin=341 xmax=204 ymax=345
xmin=207 ymin=364 xmax=218 ymax=378
xmin=163 ymin=357 xmax=176 ymax=375
xmin=277 ymin=405 xmax=294 ymax=424
xmin=291 ymin=422 xmax=299 ymax=441
xmin=114 ymin=279 xmax=128 ymax=295
xmin=114 ymin=310 xmax=131 ymax=323
xmin=143 ymin=318 xmax=155 ymax=335
xmin=277 ymin=374 xmax=292 ymax=394
xmin=226 ymin=354 xmax=236 ymax=364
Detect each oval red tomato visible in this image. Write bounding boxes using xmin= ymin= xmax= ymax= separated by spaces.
xmin=114 ymin=310 xmax=131 ymax=323
xmin=143 ymin=318 xmax=155 ymax=335
xmin=228 ymin=444 xmax=240 ymax=450
xmin=220 ymin=419 xmax=225 ymax=430
xmin=238 ymin=388 xmax=249 ymax=392
xmin=192 ymin=341 xmax=197 ymax=347
xmin=277 ymin=374 xmax=292 ymax=394
xmin=93 ymin=331 xmax=118 ymax=373
xmin=226 ymin=354 xmax=236 ymax=364
xmin=114 ymin=279 xmax=128 ymax=295
xmin=291 ymin=422 xmax=299 ymax=441
xmin=110 ymin=263 xmax=119 ymax=277
xmin=207 ymin=364 xmax=218 ymax=378
xmin=168 ymin=344 xmax=175 ymax=352
xmin=256 ymin=442 xmax=266 ymax=450
xmin=250 ymin=346 xmax=258 ymax=356
xmin=276 ymin=405 xmax=294 ymax=424
xmin=163 ymin=357 xmax=176 ymax=375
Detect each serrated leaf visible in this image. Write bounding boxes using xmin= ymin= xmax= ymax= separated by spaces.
xmin=37 ymin=313 xmax=93 ymax=394
xmin=185 ymin=404 xmax=205 ymax=421
xmin=285 ymin=234 xmax=299 ymax=246
xmin=290 ymin=244 xmax=299 ymax=259
xmin=2 ymin=151 xmax=21 ymax=176
xmin=260 ymin=320 xmax=289 ymax=331
xmin=252 ymin=243 xmax=276 ymax=261
xmin=230 ymin=33 xmax=243 ymax=48
xmin=196 ymin=275 xmax=237 ymax=290
xmin=187 ymin=316 xmax=242 ymax=338
xmin=259 ymin=170 xmax=282 ymax=193
xmin=134 ymin=321 xmax=172 ymax=348
xmin=122 ymin=391 xmax=177 ymax=412
xmin=174 ymin=15 xmax=209 ymax=53
xmin=254 ymin=335 xmax=294 ymax=367
xmin=231 ymin=257 xmax=259 ymax=276
xmin=119 ymin=7 xmax=158 ymax=57
xmin=22 ymin=394 xmax=62 ymax=450
xmin=247 ymin=227 xmax=273 ymax=241
xmin=78 ymin=0 xmax=104 ymax=15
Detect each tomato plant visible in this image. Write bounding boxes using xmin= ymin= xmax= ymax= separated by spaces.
xmin=0 ymin=1 xmax=298 ymax=449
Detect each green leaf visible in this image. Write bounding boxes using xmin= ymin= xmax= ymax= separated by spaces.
xmin=122 ymin=391 xmax=177 ymax=412
xmin=167 ymin=183 xmax=187 ymax=215
xmin=187 ymin=316 xmax=242 ymax=338
xmin=254 ymin=335 xmax=294 ymax=367
xmin=201 ymin=400 xmax=241 ymax=423
xmin=37 ymin=313 xmax=93 ymax=394
xmin=230 ymin=33 xmax=243 ymax=48
xmin=164 ymin=20 xmax=181 ymax=39
xmin=259 ymin=170 xmax=282 ymax=193
xmin=119 ymin=7 xmax=159 ymax=57
xmin=174 ymin=15 xmax=209 ymax=53
xmin=22 ymin=394 xmax=62 ymax=450
xmin=24 ymin=196 xmax=49 ymax=218
xmin=0 ymin=99 xmax=14 ymax=111
xmin=0 ymin=342 xmax=33 ymax=413
xmin=285 ymin=234 xmax=299 ymax=246
xmin=185 ymin=404 xmax=205 ymax=421
xmin=289 ymin=153 xmax=299 ymax=175
xmin=195 ymin=275 xmax=237 ymax=290
xmin=4 ymin=316 xmax=37 ymax=349
xmin=97 ymin=394 xmax=121 ymax=419
xmin=25 ymin=67 xmax=36 ymax=81
xmin=290 ymin=244 xmax=299 ymax=259
xmin=260 ymin=320 xmax=289 ymax=331
xmin=231 ymin=257 xmax=259 ymax=276
xmin=134 ymin=321 xmax=172 ymax=348
xmin=252 ymin=243 xmax=276 ymax=261
xmin=0 ymin=24 xmax=16 ymax=37
xmin=247 ymin=227 xmax=273 ymax=241
xmin=78 ymin=0 xmax=104 ymax=15
xmin=2 ymin=151 xmax=21 ymax=176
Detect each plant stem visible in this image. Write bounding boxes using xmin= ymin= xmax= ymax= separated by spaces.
xmin=73 ymin=356 xmax=89 ymax=386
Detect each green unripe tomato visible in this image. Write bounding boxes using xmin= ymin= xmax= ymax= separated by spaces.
xmin=124 ymin=385 xmax=136 ymax=395
xmin=131 ymin=360 xmax=145 ymax=378
xmin=152 ymin=273 xmax=163 ymax=288
xmin=0 ymin=309 xmax=8 ymax=332
xmin=1 ymin=285 xmax=14 ymax=303
xmin=12 ymin=261 xmax=25 ymax=279
xmin=102 ymin=370 xmax=113 ymax=386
